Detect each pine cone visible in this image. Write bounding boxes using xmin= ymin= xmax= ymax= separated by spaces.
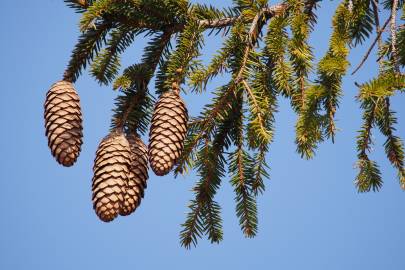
xmin=92 ymin=132 xmax=131 ymax=222
xmin=149 ymin=90 xmax=188 ymax=176
xmin=44 ymin=80 xmax=83 ymax=167
xmin=120 ymin=134 xmax=149 ymax=216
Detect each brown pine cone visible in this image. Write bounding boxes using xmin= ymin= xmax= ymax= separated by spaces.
xmin=92 ymin=132 xmax=131 ymax=222
xmin=119 ymin=134 xmax=149 ymax=216
xmin=149 ymin=90 xmax=188 ymax=176
xmin=44 ymin=80 xmax=83 ymax=167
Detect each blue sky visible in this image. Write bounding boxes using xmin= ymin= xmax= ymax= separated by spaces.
xmin=1 ymin=1 xmax=404 ymax=269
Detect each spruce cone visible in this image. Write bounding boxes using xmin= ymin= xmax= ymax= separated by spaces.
xmin=92 ymin=132 xmax=130 ymax=222
xmin=119 ymin=134 xmax=149 ymax=216
xmin=44 ymin=80 xmax=83 ymax=167
xmin=149 ymin=90 xmax=188 ymax=176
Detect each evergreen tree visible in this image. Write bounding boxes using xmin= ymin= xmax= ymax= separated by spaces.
xmin=44 ymin=0 xmax=405 ymax=248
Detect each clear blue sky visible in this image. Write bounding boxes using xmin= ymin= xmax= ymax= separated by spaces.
xmin=1 ymin=1 xmax=404 ymax=269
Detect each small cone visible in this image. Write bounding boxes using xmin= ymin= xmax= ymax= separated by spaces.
xmin=120 ymin=134 xmax=149 ymax=216
xmin=92 ymin=132 xmax=131 ymax=222
xmin=44 ymin=80 xmax=83 ymax=166
xmin=149 ymin=90 xmax=188 ymax=176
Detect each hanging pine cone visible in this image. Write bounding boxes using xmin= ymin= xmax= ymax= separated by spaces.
xmin=149 ymin=89 xmax=188 ymax=176
xmin=119 ymin=134 xmax=149 ymax=216
xmin=44 ymin=80 xmax=83 ymax=167
xmin=92 ymin=132 xmax=131 ymax=222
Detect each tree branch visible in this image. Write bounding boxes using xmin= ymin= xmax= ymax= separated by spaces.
xmin=359 ymin=102 xmax=377 ymax=158
xmin=371 ymin=0 xmax=383 ymax=70
xmin=174 ymin=4 xmax=285 ymax=164
xmin=115 ymin=30 xmax=173 ymax=130
xmin=198 ymin=4 xmax=287 ymax=29
xmin=390 ymin=0 xmax=400 ymax=73
xmin=351 ymin=16 xmax=390 ymax=75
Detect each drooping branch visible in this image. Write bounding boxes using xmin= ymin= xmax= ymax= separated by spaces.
xmin=175 ymin=5 xmax=285 ymax=174
xmin=288 ymin=0 xmax=314 ymax=111
xmin=355 ymin=95 xmax=383 ymax=192
xmin=113 ymin=30 xmax=173 ymax=131
xmin=63 ymin=21 xmax=113 ymax=82
xmin=358 ymin=100 xmax=377 ymax=159
xmin=351 ymin=16 xmax=391 ymax=75
xmin=180 ymin=139 xmax=225 ymax=248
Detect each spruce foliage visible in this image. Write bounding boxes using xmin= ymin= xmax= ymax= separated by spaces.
xmin=57 ymin=0 xmax=405 ymax=247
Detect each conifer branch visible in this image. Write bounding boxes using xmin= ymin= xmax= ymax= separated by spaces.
xmin=180 ymin=140 xmax=224 ymax=248
xmin=180 ymin=199 xmax=204 ymax=248
xmin=244 ymin=77 xmax=273 ymax=146
xmin=189 ymin=41 xmax=233 ymax=93
xmin=229 ymin=147 xmax=258 ymax=238
xmin=113 ymin=30 xmax=173 ymax=131
xmin=351 ymin=17 xmax=390 ymax=75
xmin=202 ymin=199 xmax=223 ymax=244
xmin=355 ymin=96 xmax=382 ymax=192
xmin=91 ymin=26 xmax=138 ymax=85
xmin=357 ymin=102 xmax=376 ymax=159
xmin=265 ymin=15 xmax=293 ymax=97
xmin=304 ymin=0 xmax=319 ymax=28
xmin=159 ymin=20 xmax=204 ymax=93
xmin=349 ymin=0 xmax=375 ymax=46
xmin=198 ymin=4 xmax=287 ymax=28
xmin=57 ymin=0 xmax=405 ymax=248
xmin=295 ymin=85 xmax=326 ymax=159
xmin=355 ymin=70 xmax=405 ymax=191
xmin=175 ymin=5 xmax=282 ymax=175
xmin=355 ymin=157 xmax=383 ymax=192
xmin=398 ymin=6 xmax=405 ymax=67
xmin=63 ymin=21 xmax=112 ymax=82
xmin=174 ymin=87 xmax=237 ymax=176
xmin=288 ymin=0 xmax=315 ymax=111
xmin=229 ymin=100 xmax=258 ymax=238
xmin=296 ymin=3 xmax=351 ymax=155
xmin=376 ymin=97 xmax=405 ymax=189
xmin=243 ymin=80 xmax=262 ymax=124
xmin=390 ymin=0 xmax=400 ymax=72
xmin=252 ymin=144 xmax=269 ymax=195
xmin=198 ymin=17 xmax=239 ymax=28
xmin=82 ymin=2 xmax=288 ymax=33
xmin=372 ymin=0 xmax=383 ymax=70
